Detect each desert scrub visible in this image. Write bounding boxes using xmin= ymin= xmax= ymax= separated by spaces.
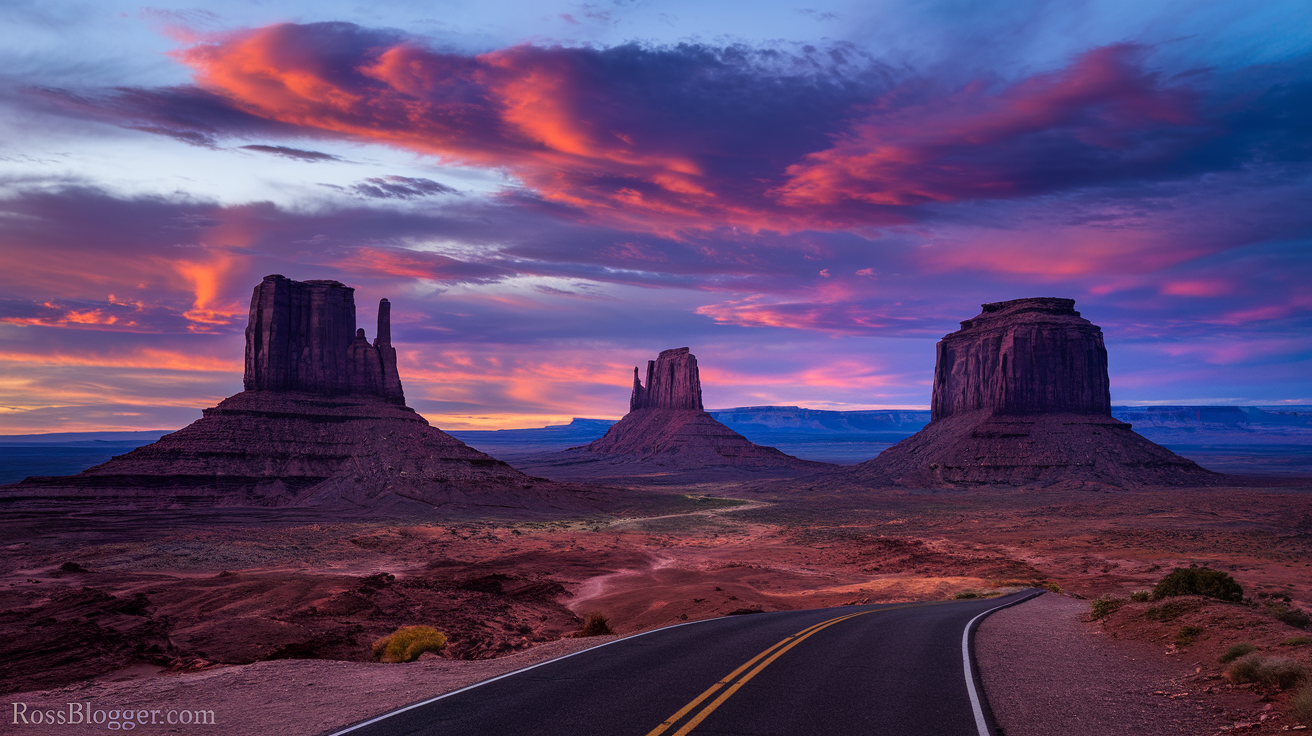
xmin=1292 ymin=684 xmax=1312 ymax=726
xmin=1090 ymin=596 xmax=1125 ymax=620
xmin=1045 ymin=583 xmax=1061 ymax=593
xmin=1151 ymin=567 xmax=1243 ymax=602
xmin=1219 ymin=643 xmax=1257 ymax=663
xmin=1174 ymin=625 xmax=1204 ymax=647
xmin=577 ymin=612 xmax=613 ymax=637
xmin=1226 ymin=654 xmax=1307 ymax=690
xmin=954 ymin=591 xmax=979 ymax=599
xmin=1144 ymin=600 xmax=1194 ymax=622
xmin=372 ymin=625 xmax=447 ymax=663
xmin=1283 ymin=636 xmax=1312 ymax=647
xmin=1130 ymin=590 xmax=1151 ymax=603
xmin=1267 ymin=604 xmax=1312 ymax=629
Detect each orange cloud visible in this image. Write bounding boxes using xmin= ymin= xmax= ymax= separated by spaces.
xmin=170 ymin=26 xmax=1201 ymax=236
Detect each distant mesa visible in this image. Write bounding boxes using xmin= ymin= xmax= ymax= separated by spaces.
xmin=830 ymin=297 xmax=1227 ymax=489
xmin=519 ymin=347 xmax=830 ymax=481
xmin=3 ymin=275 xmax=596 ymax=514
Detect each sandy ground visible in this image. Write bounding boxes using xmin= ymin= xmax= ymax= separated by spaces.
xmin=2 ymin=480 xmax=1311 ymax=733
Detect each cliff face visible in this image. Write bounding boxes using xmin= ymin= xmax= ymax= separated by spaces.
xmin=244 ymin=275 xmax=403 ymax=404
xmin=931 ymin=297 xmax=1110 ymax=421
xmin=629 ymin=347 xmax=703 ymax=411
xmin=831 ymin=297 xmax=1225 ymax=489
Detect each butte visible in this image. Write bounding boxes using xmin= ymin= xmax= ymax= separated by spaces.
xmin=520 ymin=347 xmax=830 ymax=482
xmin=3 ymin=275 xmax=596 ymax=514
xmin=825 ymin=297 xmax=1226 ymax=489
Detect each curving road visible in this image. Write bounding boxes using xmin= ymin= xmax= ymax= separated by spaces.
xmin=325 ymin=590 xmax=1042 ymax=736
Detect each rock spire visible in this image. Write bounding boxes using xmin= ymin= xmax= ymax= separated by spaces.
xmin=518 ymin=347 xmax=829 ymax=481
xmin=244 ymin=275 xmax=403 ymax=403
xmin=629 ymin=347 xmax=703 ymax=411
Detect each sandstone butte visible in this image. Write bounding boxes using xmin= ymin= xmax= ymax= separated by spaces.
xmin=574 ymin=347 xmax=828 ymax=471
xmin=2 ymin=275 xmax=597 ymax=514
xmin=825 ymin=297 xmax=1228 ymax=489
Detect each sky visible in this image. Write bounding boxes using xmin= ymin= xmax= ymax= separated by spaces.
xmin=1 ymin=0 xmax=1310 ymax=432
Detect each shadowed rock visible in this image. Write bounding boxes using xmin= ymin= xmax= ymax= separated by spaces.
xmin=932 ymin=298 xmax=1110 ymax=420
xmin=820 ymin=297 xmax=1226 ymax=489
xmin=245 ymin=275 xmax=403 ymax=403
xmin=519 ymin=347 xmax=830 ymax=482
xmin=3 ymin=276 xmax=600 ymax=515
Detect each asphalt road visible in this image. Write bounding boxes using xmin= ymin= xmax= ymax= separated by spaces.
xmin=327 ymin=590 xmax=1042 ymax=736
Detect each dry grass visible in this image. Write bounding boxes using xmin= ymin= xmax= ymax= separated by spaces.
xmin=371 ymin=626 xmax=447 ymax=663
xmin=1225 ymin=654 xmax=1307 ymax=690
xmin=1291 ymin=684 xmax=1312 ymax=726
xmin=577 ymin=612 xmax=613 ymax=637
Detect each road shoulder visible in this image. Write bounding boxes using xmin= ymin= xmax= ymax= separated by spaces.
xmin=975 ymin=593 xmax=1265 ymax=735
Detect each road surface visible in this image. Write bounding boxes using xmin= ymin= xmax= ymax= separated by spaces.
xmin=327 ymin=590 xmax=1042 ymax=736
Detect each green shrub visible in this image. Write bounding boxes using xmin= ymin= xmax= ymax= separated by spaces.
xmin=1218 ymin=643 xmax=1256 ymax=663
xmin=1130 ymin=590 xmax=1151 ymax=603
xmin=1283 ymin=636 xmax=1312 ymax=647
xmin=1175 ymin=625 xmax=1204 ymax=647
xmin=1090 ymin=596 xmax=1125 ymax=620
xmin=954 ymin=591 xmax=979 ymax=600
xmin=1227 ymin=654 xmax=1307 ymax=689
xmin=1045 ymin=583 xmax=1061 ymax=593
xmin=1151 ymin=567 xmax=1243 ymax=602
xmin=578 ymin=612 xmax=613 ymax=636
xmin=1292 ymin=684 xmax=1312 ymax=726
xmin=372 ymin=625 xmax=447 ymax=663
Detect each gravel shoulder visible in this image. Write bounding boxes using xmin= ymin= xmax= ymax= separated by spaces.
xmin=976 ymin=593 xmax=1268 ymax=736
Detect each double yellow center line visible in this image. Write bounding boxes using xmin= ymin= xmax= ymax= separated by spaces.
xmin=644 ymin=609 xmax=878 ymax=736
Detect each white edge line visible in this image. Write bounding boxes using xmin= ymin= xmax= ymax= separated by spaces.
xmin=321 ymin=615 xmax=727 ymax=736
xmin=962 ymin=590 xmax=1043 ymax=736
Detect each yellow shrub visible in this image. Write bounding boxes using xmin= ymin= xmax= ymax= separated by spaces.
xmin=372 ymin=625 xmax=447 ymax=663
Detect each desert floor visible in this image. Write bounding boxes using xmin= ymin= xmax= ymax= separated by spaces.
xmin=2 ymin=479 xmax=1311 ymax=733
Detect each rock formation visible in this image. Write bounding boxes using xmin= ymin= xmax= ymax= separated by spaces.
xmin=629 ymin=348 xmax=703 ymax=411
xmin=520 ymin=348 xmax=830 ymax=481
xmin=830 ymin=298 xmax=1225 ymax=489
xmin=4 ymin=275 xmax=598 ymax=514
xmin=244 ymin=275 xmax=403 ymax=402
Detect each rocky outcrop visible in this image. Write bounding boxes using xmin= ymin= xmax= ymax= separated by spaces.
xmin=932 ymin=298 xmax=1109 ymax=420
xmin=520 ymin=347 xmax=830 ymax=482
xmin=630 ymin=347 xmax=703 ymax=411
xmin=244 ymin=275 xmax=403 ymax=403
xmin=3 ymin=276 xmax=599 ymax=515
xmin=825 ymin=298 xmax=1226 ymax=489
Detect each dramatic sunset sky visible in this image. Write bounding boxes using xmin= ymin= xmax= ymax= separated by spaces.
xmin=1 ymin=1 xmax=1309 ymax=432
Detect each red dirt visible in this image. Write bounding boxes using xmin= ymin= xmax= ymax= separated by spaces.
xmin=2 ymin=479 xmax=1310 ymax=733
